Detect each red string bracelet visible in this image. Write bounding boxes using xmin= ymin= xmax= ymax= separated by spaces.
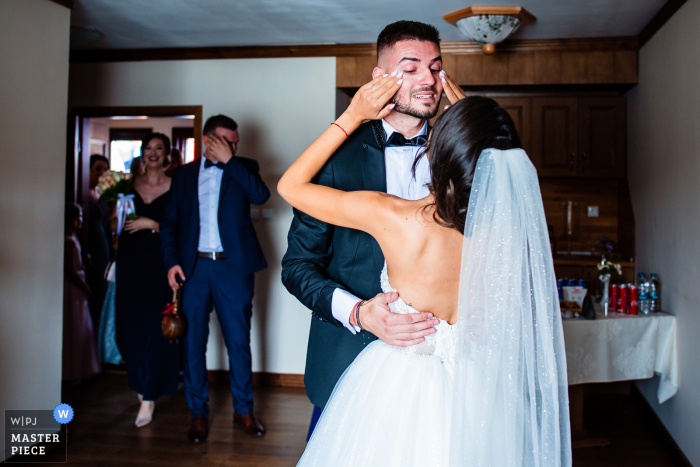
xmin=331 ymin=122 xmax=349 ymax=139
xmin=350 ymin=300 xmax=361 ymax=327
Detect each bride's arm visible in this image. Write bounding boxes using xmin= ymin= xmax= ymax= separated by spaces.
xmin=278 ymin=74 xmax=402 ymax=234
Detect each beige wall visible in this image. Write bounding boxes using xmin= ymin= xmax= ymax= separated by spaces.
xmin=0 ymin=0 xmax=70 ymax=460
xmin=627 ymin=1 xmax=700 ymax=464
xmin=69 ymin=57 xmax=336 ymax=374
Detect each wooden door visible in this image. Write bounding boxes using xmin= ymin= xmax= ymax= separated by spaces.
xmin=532 ymin=98 xmax=578 ymax=177
xmin=493 ymin=97 xmax=532 ymax=156
xmin=577 ymin=98 xmax=626 ymax=178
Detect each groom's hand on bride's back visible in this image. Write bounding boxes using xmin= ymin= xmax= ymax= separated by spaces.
xmin=356 ymin=292 xmax=439 ymax=347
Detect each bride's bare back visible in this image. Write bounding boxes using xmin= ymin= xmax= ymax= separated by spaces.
xmin=374 ymin=196 xmax=463 ymax=324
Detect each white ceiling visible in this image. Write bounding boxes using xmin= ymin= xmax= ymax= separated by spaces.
xmin=71 ymin=0 xmax=666 ymax=50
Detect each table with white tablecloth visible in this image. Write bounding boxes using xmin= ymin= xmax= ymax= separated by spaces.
xmin=561 ymin=308 xmax=678 ymax=447
xmin=562 ymin=308 xmax=678 ymax=403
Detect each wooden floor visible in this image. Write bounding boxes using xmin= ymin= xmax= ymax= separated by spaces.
xmin=11 ymin=374 xmax=682 ymax=466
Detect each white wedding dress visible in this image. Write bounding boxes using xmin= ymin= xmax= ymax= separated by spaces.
xmin=297 ymin=148 xmax=571 ymax=467
xmin=298 ymin=262 xmax=458 ymax=467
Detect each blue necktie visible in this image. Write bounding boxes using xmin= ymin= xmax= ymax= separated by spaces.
xmin=386 ymin=132 xmax=428 ymax=147
xmin=204 ymin=158 xmax=225 ymax=169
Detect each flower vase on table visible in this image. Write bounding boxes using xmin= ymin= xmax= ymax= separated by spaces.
xmin=599 ymin=274 xmax=611 ymax=316
xmin=597 ymin=259 xmax=622 ymax=316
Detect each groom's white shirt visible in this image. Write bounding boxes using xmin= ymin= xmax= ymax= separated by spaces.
xmin=332 ymin=119 xmax=431 ymax=333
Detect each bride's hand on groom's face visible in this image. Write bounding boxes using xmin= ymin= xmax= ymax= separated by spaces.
xmin=440 ymin=70 xmax=466 ymax=109
xmin=345 ymin=74 xmax=403 ymax=124
xmin=360 ymin=292 xmax=439 ymax=347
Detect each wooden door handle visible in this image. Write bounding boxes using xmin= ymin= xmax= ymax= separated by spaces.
xmin=569 ymin=153 xmax=575 ymax=172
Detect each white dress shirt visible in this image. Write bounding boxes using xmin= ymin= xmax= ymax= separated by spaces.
xmin=197 ymin=155 xmax=225 ymax=253
xmin=332 ymin=119 xmax=431 ymax=333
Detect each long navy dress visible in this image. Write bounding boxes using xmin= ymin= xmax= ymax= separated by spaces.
xmin=115 ymin=190 xmax=180 ymax=400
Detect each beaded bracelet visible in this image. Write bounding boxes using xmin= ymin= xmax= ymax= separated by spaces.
xmin=354 ymin=299 xmax=368 ymax=331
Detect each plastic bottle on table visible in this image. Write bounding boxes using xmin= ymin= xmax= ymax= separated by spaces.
xmin=649 ymin=273 xmax=660 ymax=312
xmin=635 ymin=272 xmax=646 ymax=289
xmin=638 ymin=275 xmax=651 ymax=315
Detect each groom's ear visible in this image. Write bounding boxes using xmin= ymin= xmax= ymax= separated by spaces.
xmin=372 ymin=67 xmax=385 ymax=79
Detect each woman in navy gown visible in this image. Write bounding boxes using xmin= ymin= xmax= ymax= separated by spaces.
xmin=115 ymin=133 xmax=180 ymax=427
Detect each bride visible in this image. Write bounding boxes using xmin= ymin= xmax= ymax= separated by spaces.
xmin=278 ymin=74 xmax=571 ymax=466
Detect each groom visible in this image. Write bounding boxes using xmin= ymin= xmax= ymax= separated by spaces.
xmin=282 ymin=20 xmax=444 ymax=436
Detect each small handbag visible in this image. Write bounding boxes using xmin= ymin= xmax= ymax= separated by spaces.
xmin=582 ymin=293 xmax=597 ymax=320
xmin=162 ymin=288 xmax=187 ymax=343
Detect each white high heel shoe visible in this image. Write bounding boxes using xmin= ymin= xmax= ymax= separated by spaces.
xmin=135 ymin=400 xmax=154 ymax=427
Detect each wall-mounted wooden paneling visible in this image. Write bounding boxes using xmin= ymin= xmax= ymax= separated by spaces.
xmin=336 ymin=49 xmax=638 ymax=87
xmin=493 ymin=97 xmax=532 ymax=155
xmin=561 ymin=52 xmax=588 ymax=84
xmin=532 ymin=98 xmax=578 ymax=176
xmin=70 ymin=36 xmax=638 ymax=63
xmin=577 ymin=98 xmax=626 ymax=178
xmin=336 ymin=55 xmax=376 ymax=87
xmin=540 ymin=179 xmax=620 ymax=256
xmin=614 ymin=50 xmax=638 ymax=83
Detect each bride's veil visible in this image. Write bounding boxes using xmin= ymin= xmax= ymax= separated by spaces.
xmin=449 ymin=148 xmax=571 ymax=466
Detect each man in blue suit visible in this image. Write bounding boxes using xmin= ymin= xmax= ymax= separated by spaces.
xmin=161 ymin=114 xmax=270 ymax=443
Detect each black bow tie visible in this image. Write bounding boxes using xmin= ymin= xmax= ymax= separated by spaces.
xmin=386 ymin=132 xmax=428 ymax=147
xmin=204 ymin=158 xmax=225 ymax=169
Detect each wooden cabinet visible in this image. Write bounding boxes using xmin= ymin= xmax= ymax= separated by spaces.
xmin=532 ymin=98 xmax=578 ymax=176
xmin=577 ymin=98 xmax=626 ymax=178
xmin=529 ymin=96 xmax=625 ymax=178
xmin=493 ymin=97 xmax=532 ymax=156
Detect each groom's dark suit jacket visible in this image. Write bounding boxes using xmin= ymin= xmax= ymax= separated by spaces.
xmin=282 ymin=121 xmax=391 ymax=408
xmin=161 ymin=156 xmax=270 ymax=280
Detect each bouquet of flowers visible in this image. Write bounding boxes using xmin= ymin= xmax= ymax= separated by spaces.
xmin=97 ymin=170 xmax=137 ymax=233
xmin=597 ymin=258 xmax=622 ymax=277
xmin=96 ymin=170 xmax=134 ymax=202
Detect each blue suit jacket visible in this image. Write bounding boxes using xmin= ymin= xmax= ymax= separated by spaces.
xmin=161 ymin=156 xmax=270 ymax=280
xmin=281 ymin=121 xmax=388 ymax=408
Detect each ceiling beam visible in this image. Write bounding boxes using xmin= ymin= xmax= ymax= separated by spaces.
xmin=70 ymin=36 xmax=638 ymax=63
xmin=49 ymin=0 xmax=74 ymax=9
xmin=639 ymin=0 xmax=687 ymax=48
xmin=442 ymin=36 xmax=637 ymax=54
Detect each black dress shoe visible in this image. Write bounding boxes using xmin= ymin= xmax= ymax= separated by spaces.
xmin=233 ymin=412 xmax=266 ymax=437
xmin=188 ymin=414 xmax=208 ymax=443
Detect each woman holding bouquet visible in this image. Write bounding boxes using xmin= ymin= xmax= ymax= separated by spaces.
xmin=115 ymin=132 xmax=180 ymax=427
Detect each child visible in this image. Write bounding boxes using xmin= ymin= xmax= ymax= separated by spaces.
xmin=63 ymin=203 xmax=100 ymax=381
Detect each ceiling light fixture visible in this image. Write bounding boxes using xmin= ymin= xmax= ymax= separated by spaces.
xmin=443 ymin=6 xmax=536 ymax=54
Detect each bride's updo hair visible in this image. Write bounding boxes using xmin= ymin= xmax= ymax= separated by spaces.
xmin=418 ymin=96 xmax=521 ymax=233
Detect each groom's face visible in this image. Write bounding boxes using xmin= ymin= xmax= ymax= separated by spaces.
xmin=374 ymin=40 xmax=443 ymax=120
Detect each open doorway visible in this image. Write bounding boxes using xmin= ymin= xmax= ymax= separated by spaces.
xmin=67 ymin=105 xmax=203 ymax=208
xmin=63 ymin=105 xmax=202 ymax=378
xmin=90 ymin=117 xmax=197 ymax=173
